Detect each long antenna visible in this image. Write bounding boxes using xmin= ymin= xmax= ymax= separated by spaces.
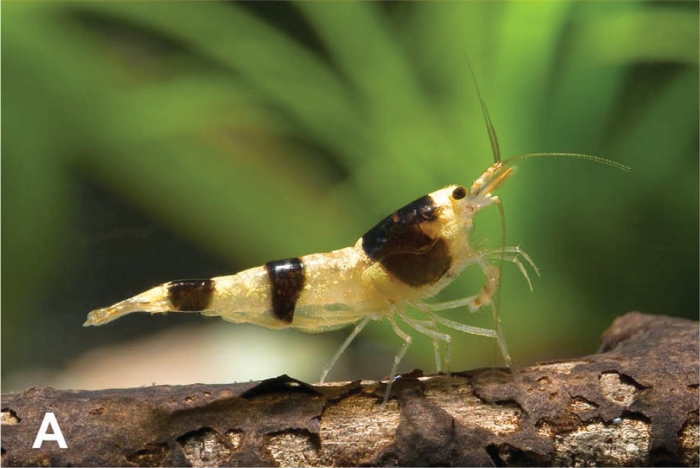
xmin=502 ymin=152 xmax=631 ymax=172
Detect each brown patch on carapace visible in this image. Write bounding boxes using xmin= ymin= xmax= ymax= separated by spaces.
xmin=362 ymin=195 xmax=440 ymax=261
xmin=380 ymin=239 xmax=452 ymax=287
xmin=362 ymin=194 xmax=451 ymax=286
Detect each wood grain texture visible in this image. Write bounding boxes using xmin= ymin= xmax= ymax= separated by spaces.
xmin=2 ymin=312 xmax=698 ymax=467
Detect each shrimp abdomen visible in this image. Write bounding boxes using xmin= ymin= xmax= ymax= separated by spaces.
xmin=84 ymin=247 xmax=385 ymax=331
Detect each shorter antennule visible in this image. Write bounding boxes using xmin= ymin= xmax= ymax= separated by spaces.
xmin=469 ymin=163 xmax=516 ymax=198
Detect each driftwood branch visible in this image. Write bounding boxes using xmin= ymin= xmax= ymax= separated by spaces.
xmin=2 ymin=312 xmax=698 ymax=467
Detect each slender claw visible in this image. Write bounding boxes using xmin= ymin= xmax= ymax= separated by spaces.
xmin=483 ymin=246 xmax=539 ymax=290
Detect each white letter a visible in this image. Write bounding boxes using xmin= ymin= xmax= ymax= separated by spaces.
xmin=32 ymin=412 xmax=67 ymax=449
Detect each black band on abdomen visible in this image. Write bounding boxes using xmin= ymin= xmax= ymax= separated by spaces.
xmin=167 ymin=279 xmax=215 ymax=311
xmin=265 ymin=258 xmax=306 ymax=323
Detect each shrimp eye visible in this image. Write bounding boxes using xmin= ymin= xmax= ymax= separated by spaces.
xmin=452 ymin=186 xmax=467 ymax=200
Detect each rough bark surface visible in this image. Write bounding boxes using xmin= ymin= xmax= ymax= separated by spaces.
xmin=2 ymin=312 xmax=698 ymax=467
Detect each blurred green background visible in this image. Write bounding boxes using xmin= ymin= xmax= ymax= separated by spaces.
xmin=2 ymin=1 xmax=698 ymax=393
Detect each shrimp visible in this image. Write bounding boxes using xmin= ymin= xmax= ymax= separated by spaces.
xmin=84 ymin=73 xmax=629 ymax=406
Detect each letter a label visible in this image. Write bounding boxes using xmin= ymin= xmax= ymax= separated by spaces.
xmin=32 ymin=412 xmax=67 ymax=449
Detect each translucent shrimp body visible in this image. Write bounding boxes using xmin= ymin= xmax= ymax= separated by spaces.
xmin=84 ymin=171 xmax=538 ymax=403
xmin=84 ymin=178 xmax=521 ymax=336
